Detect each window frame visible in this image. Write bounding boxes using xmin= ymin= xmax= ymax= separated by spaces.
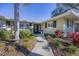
xmin=53 ymin=20 xmax=56 ymax=28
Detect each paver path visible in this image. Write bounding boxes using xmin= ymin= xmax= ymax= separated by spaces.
xmin=28 ymin=36 xmax=54 ymax=56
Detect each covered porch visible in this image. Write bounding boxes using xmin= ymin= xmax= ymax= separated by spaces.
xmin=61 ymin=10 xmax=79 ymax=33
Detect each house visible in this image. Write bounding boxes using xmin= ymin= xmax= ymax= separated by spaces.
xmin=41 ymin=10 xmax=79 ymax=36
xmin=0 ymin=16 xmax=32 ymax=31
xmin=0 ymin=9 xmax=79 ymax=36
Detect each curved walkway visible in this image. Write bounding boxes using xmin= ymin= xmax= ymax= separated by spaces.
xmin=28 ymin=36 xmax=54 ymax=56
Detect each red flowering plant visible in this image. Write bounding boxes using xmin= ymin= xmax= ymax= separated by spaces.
xmin=68 ymin=32 xmax=79 ymax=47
xmin=54 ymin=30 xmax=62 ymax=38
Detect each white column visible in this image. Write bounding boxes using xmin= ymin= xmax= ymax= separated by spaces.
xmin=31 ymin=24 xmax=34 ymax=34
xmin=63 ymin=23 xmax=67 ymax=37
xmin=73 ymin=23 xmax=75 ymax=32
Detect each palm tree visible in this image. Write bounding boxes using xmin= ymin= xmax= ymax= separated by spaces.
xmin=14 ymin=3 xmax=20 ymax=40
xmin=14 ymin=3 xmax=29 ymax=41
xmin=51 ymin=3 xmax=79 ymax=17
xmin=63 ymin=3 xmax=79 ymax=10
xmin=51 ymin=3 xmax=67 ymax=17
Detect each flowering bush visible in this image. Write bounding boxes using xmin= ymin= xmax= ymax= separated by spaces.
xmin=54 ymin=30 xmax=62 ymax=38
xmin=68 ymin=32 xmax=79 ymax=47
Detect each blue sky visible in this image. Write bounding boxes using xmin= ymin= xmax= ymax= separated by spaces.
xmin=0 ymin=3 xmax=56 ymax=22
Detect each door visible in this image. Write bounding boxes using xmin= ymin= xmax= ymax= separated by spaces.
xmin=33 ymin=24 xmax=41 ymax=34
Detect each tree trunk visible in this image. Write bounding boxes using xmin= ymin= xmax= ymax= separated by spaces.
xmin=14 ymin=3 xmax=20 ymax=40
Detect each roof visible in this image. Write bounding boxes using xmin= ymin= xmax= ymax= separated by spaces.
xmin=41 ymin=9 xmax=79 ymax=23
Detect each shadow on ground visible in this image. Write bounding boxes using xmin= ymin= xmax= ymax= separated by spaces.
xmin=15 ymin=45 xmax=43 ymax=56
xmin=16 ymin=45 xmax=30 ymax=56
xmin=37 ymin=40 xmax=44 ymax=43
xmin=28 ymin=52 xmax=43 ymax=56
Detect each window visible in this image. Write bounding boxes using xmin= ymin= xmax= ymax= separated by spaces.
xmin=29 ymin=23 xmax=32 ymax=26
xmin=20 ymin=24 xmax=24 ymax=29
xmin=48 ymin=24 xmax=51 ymax=27
xmin=45 ymin=22 xmax=47 ymax=28
xmin=53 ymin=20 xmax=56 ymax=28
xmin=0 ymin=23 xmax=4 ymax=28
xmin=71 ymin=21 xmax=73 ymax=28
xmin=67 ymin=19 xmax=69 ymax=28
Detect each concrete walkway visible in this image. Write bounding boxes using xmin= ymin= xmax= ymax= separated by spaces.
xmin=28 ymin=36 xmax=54 ymax=56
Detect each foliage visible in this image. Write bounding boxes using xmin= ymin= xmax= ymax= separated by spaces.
xmin=0 ymin=30 xmax=12 ymax=40
xmin=45 ymin=34 xmax=56 ymax=39
xmin=54 ymin=30 xmax=62 ymax=38
xmin=64 ymin=45 xmax=78 ymax=54
xmin=19 ymin=29 xmax=35 ymax=40
xmin=53 ymin=38 xmax=62 ymax=48
xmin=23 ymin=42 xmax=30 ymax=48
xmin=0 ymin=43 xmax=5 ymax=48
xmin=51 ymin=3 xmax=79 ymax=17
xmin=63 ymin=3 xmax=79 ymax=10
xmin=67 ymin=32 xmax=79 ymax=46
xmin=43 ymin=27 xmax=55 ymax=35
xmin=12 ymin=44 xmax=17 ymax=49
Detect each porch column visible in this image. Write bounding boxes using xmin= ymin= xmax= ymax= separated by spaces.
xmin=30 ymin=24 xmax=34 ymax=34
xmin=73 ymin=23 xmax=75 ymax=32
xmin=63 ymin=23 xmax=67 ymax=37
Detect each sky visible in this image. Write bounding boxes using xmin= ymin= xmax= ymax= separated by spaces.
xmin=0 ymin=3 xmax=56 ymax=22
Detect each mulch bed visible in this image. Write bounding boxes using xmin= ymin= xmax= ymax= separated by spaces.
xmin=0 ymin=39 xmax=37 ymax=56
xmin=47 ymin=37 xmax=76 ymax=56
xmin=0 ymin=48 xmax=24 ymax=56
xmin=26 ymin=39 xmax=37 ymax=51
xmin=51 ymin=45 xmax=69 ymax=56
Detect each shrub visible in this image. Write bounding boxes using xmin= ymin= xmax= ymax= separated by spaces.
xmin=54 ymin=30 xmax=62 ymax=38
xmin=23 ymin=43 xmax=30 ymax=48
xmin=0 ymin=30 xmax=12 ymax=40
xmin=44 ymin=34 xmax=52 ymax=38
xmin=19 ymin=29 xmax=35 ymax=40
xmin=67 ymin=32 xmax=79 ymax=47
xmin=43 ymin=27 xmax=57 ymax=38
xmin=53 ymin=38 xmax=62 ymax=49
xmin=64 ymin=45 xmax=78 ymax=54
xmin=43 ymin=27 xmax=55 ymax=35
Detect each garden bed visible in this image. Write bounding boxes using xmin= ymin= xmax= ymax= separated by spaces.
xmin=44 ymin=29 xmax=79 ymax=56
xmin=52 ymin=44 xmax=79 ymax=56
xmin=23 ymin=39 xmax=37 ymax=52
xmin=0 ymin=29 xmax=37 ymax=56
xmin=45 ymin=36 xmax=79 ymax=56
xmin=0 ymin=39 xmax=37 ymax=56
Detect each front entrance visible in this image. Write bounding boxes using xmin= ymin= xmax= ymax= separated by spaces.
xmin=33 ymin=24 xmax=41 ymax=34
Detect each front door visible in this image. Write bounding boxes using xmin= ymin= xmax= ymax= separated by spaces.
xmin=33 ymin=24 xmax=41 ymax=34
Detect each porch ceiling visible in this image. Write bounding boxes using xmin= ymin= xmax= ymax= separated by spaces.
xmin=63 ymin=11 xmax=79 ymax=21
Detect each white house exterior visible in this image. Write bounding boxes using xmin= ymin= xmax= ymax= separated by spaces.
xmin=0 ymin=10 xmax=79 ymax=36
